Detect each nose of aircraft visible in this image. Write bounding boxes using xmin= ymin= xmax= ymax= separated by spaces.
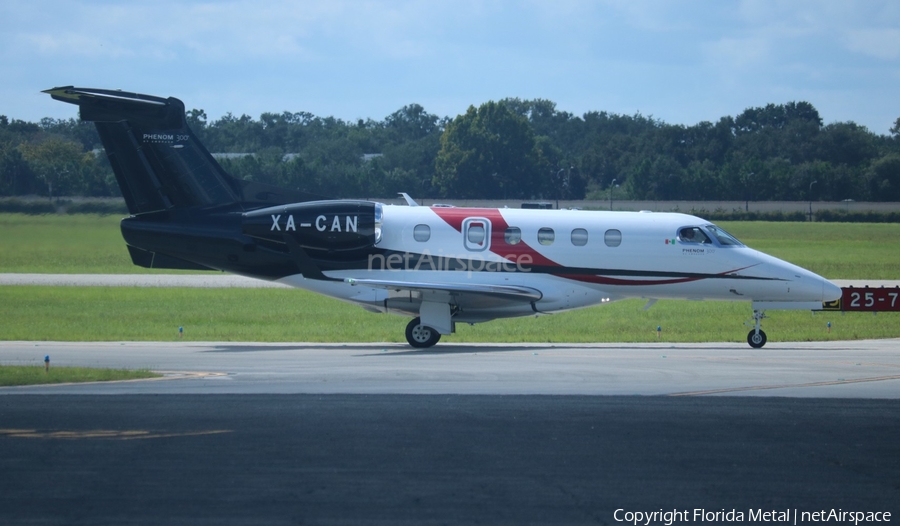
xmin=779 ymin=264 xmax=842 ymax=303
xmin=822 ymin=277 xmax=842 ymax=303
xmin=748 ymin=250 xmax=842 ymax=303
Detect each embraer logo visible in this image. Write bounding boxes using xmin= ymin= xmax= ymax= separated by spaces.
xmin=270 ymin=214 xmax=358 ymax=233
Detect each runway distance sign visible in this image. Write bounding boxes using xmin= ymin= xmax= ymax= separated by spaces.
xmin=822 ymin=287 xmax=900 ymax=312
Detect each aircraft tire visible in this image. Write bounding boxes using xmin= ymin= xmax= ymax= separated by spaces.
xmin=747 ymin=329 xmax=767 ymax=349
xmin=405 ymin=317 xmax=441 ymax=348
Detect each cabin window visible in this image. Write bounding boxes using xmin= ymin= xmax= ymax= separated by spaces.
xmin=504 ymin=227 xmax=522 ymax=245
xmin=538 ymin=227 xmax=555 ymax=246
xmin=413 ymin=224 xmax=431 ymax=242
xmin=467 ymin=225 xmax=485 ymax=244
xmin=571 ymin=228 xmax=588 ymax=246
xmin=604 ymin=229 xmax=622 ymax=247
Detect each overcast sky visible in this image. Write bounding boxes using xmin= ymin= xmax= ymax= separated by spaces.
xmin=2 ymin=0 xmax=899 ymax=134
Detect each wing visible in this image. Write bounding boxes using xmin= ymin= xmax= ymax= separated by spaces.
xmin=346 ymin=278 xmax=543 ymax=332
xmin=345 ymin=278 xmax=542 ymax=306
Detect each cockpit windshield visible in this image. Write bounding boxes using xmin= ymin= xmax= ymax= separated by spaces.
xmin=677 ymin=227 xmax=712 ymax=244
xmin=677 ymin=224 xmax=745 ymax=247
xmin=704 ymin=224 xmax=744 ymax=246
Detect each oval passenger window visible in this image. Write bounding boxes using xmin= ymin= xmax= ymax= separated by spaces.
xmin=571 ymin=228 xmax=588 ymax=246
xmin=413 ymin=224 xmax=431 ymax=242
xmin=538 ymin=228 xmax=555 ymax=246
xmin=504 ymin=227 xmax=522 ymax=245
xmin=604 ymin=229 xmax=622 ymax=247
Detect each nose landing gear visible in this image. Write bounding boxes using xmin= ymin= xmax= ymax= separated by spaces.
xmin=745 ymin=309 xmax=768 ymax=348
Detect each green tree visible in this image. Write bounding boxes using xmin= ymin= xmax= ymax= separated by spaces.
xmin=815 ymin=122 xmax=877 ymax=167
xmin=385 ymin=104 xmax=439 ymax=142
xmin=867 ymin=154 xmax=900 ymax=201
xmin=185 ymin=109 xmax=210 ymax=145
xmin=18 ymin=137 xmax=85 ymax=197
xmin=6 ymin=92 xmax=900 ymax=203
xmin=39 ymin=118 xmax=102 ymax=151
xmin=434 ymin=102 xmax=546 ymax=199
xmin=0 ymin=143 xmax=33 ymax=196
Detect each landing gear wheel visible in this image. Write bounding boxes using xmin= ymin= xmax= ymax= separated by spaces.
xmin=745 ymin=309 xmax=769 ymax=349
xmin=405 ymin=317 xmax=441 ymax=348
xmin=747 ymin=329 xmax=767 ymax=349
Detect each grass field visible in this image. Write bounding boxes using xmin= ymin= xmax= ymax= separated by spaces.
xmin=0 ymin=365 xmax=158 ymax=387
xmin=1 ymin=286 xmax=897 ymax=344
xmin=0 ymin=214 xmax=188 ymax=274
xmin=2 ymin=213 xmax=899 ymax=278
xmin=1 ymin=213 xmax=898 ymax=344
xmin=723 ymin=221 xmax=900 ymax=280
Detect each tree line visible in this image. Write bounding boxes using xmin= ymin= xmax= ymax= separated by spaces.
xmin=2 ymin=100 xmax=899 ymax=202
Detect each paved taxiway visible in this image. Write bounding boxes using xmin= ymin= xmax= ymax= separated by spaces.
xmin=3 ymin=270 xmax=900 ymax=522
xmin=2 ymin=341 xmax=899 ymax=523
xmin=1 ymin=339 xmax=899 ymax=397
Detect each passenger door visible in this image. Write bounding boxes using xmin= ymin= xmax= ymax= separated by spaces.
xmin=463 ymin=218 xmax=491 ymax=252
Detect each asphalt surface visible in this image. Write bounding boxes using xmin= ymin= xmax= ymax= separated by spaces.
xmin=2 ymin=340 xmax=900 ymax=397
xmin=2 ymin=395 xmax=898 ymax=525
xmin=1 ymin=340 xmax=899 ymax=524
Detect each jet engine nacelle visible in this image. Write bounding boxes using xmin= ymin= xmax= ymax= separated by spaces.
xmin=242 ymin=200 xmax=379 ymax=259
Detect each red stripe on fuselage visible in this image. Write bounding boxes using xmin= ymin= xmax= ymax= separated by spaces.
xmin=428 ymin=207 xmax=748 ymax=287
xmin=564 ymin=274 xmax=700 ymax=286
xmin=430 ymin=207 xmax=559 ymax=268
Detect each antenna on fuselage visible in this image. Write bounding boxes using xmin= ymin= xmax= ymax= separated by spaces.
xmin=398 ymin=192 xmax=419 ymax=206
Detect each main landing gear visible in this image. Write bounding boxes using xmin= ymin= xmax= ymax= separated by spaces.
xmin=407 ymin=311 xmax=772 ymax=349
xmin=746 ymin=309 xmax=768 ymax=349
xmin=405 ymin=317 xmax=441 ymax=348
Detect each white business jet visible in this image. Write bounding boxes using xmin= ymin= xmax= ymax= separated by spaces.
xmin=45 ymin=86 xmax=841 ymax=348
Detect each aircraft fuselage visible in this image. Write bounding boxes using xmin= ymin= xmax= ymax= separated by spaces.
xmin=270 ymin=205 xmax=839 ymax=323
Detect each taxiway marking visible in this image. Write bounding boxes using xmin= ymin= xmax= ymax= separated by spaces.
xmin=0 ymin=428 xmax=232 ymax=440
xmin=669 ymin=373 xmax=900 ymax=396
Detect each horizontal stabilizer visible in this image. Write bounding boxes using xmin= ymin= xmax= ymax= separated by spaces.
xmin=43 ymin=87 xmax=179 ymax=126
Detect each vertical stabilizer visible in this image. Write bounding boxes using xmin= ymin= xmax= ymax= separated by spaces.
xmin=44 ymin=86 xmax=317 ymax=214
